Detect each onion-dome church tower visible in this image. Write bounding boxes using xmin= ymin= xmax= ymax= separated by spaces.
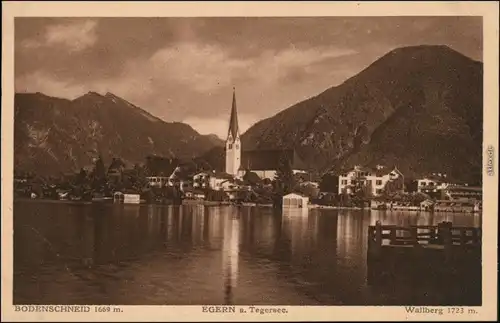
xmin=225 ymin=87 xmax=241 ymax=176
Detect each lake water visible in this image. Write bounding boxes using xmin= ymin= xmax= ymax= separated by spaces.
xmin=13 ymin=201 xmax=481 ymax=306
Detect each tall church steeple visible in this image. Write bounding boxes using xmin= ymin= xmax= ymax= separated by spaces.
xmin=228 ymin=87 xmax=239 ymax=140
xmin=225 ymin=87 xmax=241 ymax=176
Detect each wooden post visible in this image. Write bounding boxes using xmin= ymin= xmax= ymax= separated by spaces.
xmin=460 ymin=228 xmax=467 ymax=246
xmin=437 ymin=221 xmax=446 ymax=245
xmin=443 ymin=222 xmax=452 ymax=261
xmin=411 ymin=227 xmax=418 ymax=246
xmin=472 ymin=228 xmax=479 ymax=246
xmin=429 ymin=226 xmax=436 ymax=244
xmin=373 ymin=220 xmax=382 ymax=257
xmin=389 ymin=226 xmax=397 ymax=245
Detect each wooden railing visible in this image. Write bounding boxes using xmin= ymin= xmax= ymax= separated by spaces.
xmin=368 ymin=221 xmax=481 ymax=248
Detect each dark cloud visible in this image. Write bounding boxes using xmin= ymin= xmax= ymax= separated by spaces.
xmin=15 ymin=16 xmax=482 ymax=138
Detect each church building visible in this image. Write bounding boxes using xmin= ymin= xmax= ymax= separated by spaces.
xmin=225 ymin=88 xmax=242 ymax=176
xmin=224 ymin=88 xmax=307 ymax=180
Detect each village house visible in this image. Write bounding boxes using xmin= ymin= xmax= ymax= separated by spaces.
xmin=209 ymin=172 xmax=236 ymax=190
xmin=179 ymin=179 xmax=193 ymax=192
xmin=145 ymin=156 xmax=180 ymax=188
xmin=193 ymin=171 xmax=211 ymax=189
xmin=147 ymin=176 xmax=169 ymax=188
xmin=417 ymin=173 xmax=449 ymax=193
xmin=338 ymin=165 xmax=404 ymax=196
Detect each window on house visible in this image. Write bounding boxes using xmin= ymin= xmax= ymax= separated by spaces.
xmin=376 ymin=180 xmax=382 ymax=185
xmin=228 ymin=144 xmax=233 ymax=149
xmin=376 ymin=189 xmax=382 ymax=194
xmin=235 ymin=144 xmax=239 ymax=149
xmin=342 ymin=180 xmax=347 ymax=185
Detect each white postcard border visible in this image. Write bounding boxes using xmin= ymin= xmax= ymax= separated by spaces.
xmin=2 ymin=1 xmax=498 ymax=321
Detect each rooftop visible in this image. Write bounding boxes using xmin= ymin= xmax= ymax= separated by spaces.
xmin=239 ymin=149 xmax=307 ymax=171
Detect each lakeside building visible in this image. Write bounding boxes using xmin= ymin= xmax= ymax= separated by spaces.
xmin=145 ymin=156 xmax=180 ymax=188
xmin=192 ymin=171 xmax=236 ymax=191
xmin=338 ymin=165 xmax=404 ymax=196
xmin=209 ymin=172 xmax=236 ymax=191
xmin=417 ymin=173 xmax=449 ymax=193
xmin=238 ymin=149 xmax=308 ymax=180
xmin=224 ymin=88 xmax=307 ymax=180
xmin=193 ymin=172 xmax=211 ymax=189
xmin=283 ymin=193 xmax=309 ymax=208
xmin=147 ymin=176 xmax=169 ymax=188
xmin=113 ymin=191 xmax=141 ymax=204
xmin=443 ymin=185 xmax=482 ymax=201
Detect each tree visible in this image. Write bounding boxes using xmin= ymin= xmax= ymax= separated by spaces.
xmin=293 ymin=172 xmax=308 ymax=184
xmin=262 ymin=178 xmax=273 ymax=186
xmin=381 ymin=178 xmax=404 ymax=201
xmin=206 ymin=189 xmax=228 ymax=202
xmin=76 ymin=168 xmax=88 ymax=186
xmin=405 ymin=179 xmax=419 ymax=193
xmin=91 ymin=156 xmax=108 ymax=193
xmin=319 ymin=173 xmax=339 ymax=193
xmin=351 ymin=181 xmax=372 ymax=207
xmin=92 ymin=157 xmax=106 ymax=179
xmin=296 ymin=183 xmax=320 ymax=199
xmin=243 ymin=170 xmax=261 ymax=187
xmin=273 ymin=155 xmax=295 ymax=196
xmin=409 ymin=192 xmax=430 ymax=205
xmin=108 ymin=157 xmax=125 ymax=174
xmin=194 ymin=159 xmax=212 ymax=172
xmin=339 ymin=188 xmax=352 ymax=207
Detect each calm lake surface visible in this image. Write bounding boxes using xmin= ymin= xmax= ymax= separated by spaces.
xmin=13 ymin=201 xmax=481 ymax=306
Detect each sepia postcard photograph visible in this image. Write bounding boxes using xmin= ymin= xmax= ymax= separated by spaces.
xmin=2 ymin=1 xmax=498 ymax=322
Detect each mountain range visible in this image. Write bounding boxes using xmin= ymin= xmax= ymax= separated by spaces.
xmin=14 ymin=45 xmax=482 ymax=184
xmin=14 ymin=91 xmax=223 ymax=175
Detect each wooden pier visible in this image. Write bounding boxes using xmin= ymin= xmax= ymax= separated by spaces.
xmin=367 ymin=221 xmax=482 ymax=305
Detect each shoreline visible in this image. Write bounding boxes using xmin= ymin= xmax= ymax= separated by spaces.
xmin=13 ymin=198 xmax=481 ymax=214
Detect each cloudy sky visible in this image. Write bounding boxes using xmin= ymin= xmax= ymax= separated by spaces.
xmin=15 ymin=17 xmax=482 ymax=139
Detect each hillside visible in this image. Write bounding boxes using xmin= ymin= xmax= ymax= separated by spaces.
xmin=241 ymin=45 xmax=483 ymax=184
xmin=14 ymin=91 xmax=224 ymax=175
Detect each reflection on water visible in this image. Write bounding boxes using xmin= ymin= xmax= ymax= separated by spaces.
xmin=13 ymin=201 xmax=480 ymax=305
xmin=222 ymin=209 xmax=239 ymax=304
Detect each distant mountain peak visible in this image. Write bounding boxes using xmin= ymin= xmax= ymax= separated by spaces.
xmin=241 ymin=45 xmax=483 ymax=184
xmin=390 ymin=44 xmax=453 ymax=52
xmin=104 ymin=92 xmax=133 ymax=106
xmin=14 ymin=91 xmax=224 ymax=175
xmin=84 ymin=91 xmax=104 ymax=97
xmin=382 ymin=44 xmax=477 ymax=63
xmin=104 ymin=92 xmax=124 ymax=101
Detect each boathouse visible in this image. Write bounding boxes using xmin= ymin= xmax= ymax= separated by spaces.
xmin=282 ymin=193 xmax=309 ymax=208
xmin=113 ymin=191 xmax=141 ymax=204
